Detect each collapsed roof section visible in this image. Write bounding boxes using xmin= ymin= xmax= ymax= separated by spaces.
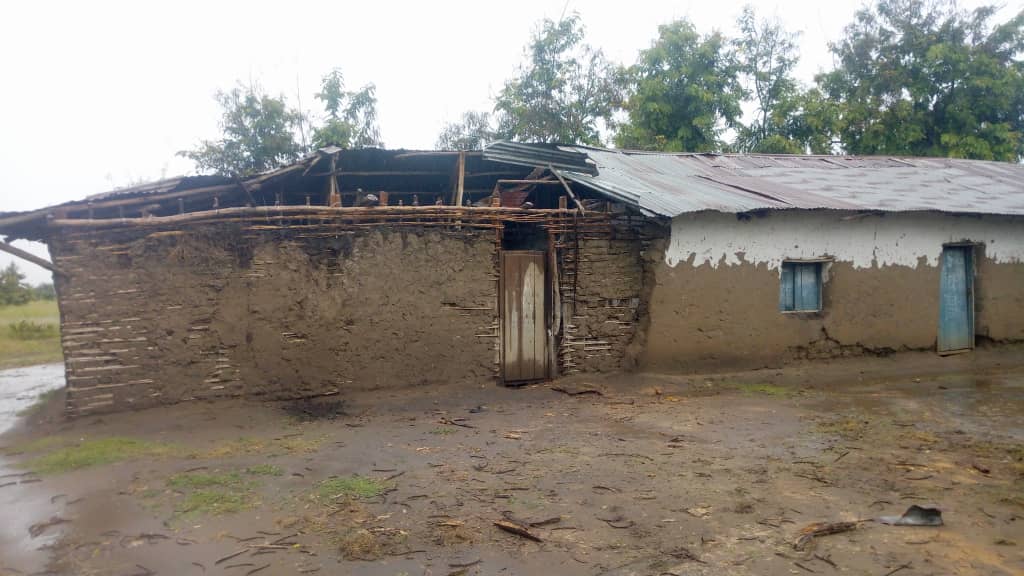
xmin=3 ymin=143 xmax=1023 ymax=242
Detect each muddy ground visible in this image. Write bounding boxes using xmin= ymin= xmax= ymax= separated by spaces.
xmin=1 ymin=349 xmax=1023 ymax=576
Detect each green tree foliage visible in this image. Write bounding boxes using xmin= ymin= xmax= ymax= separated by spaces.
xmin=733 ymin=7 xmax=804 ymax=153
xmin=817 ymin=0 xmax=1024 ymax=161
xmin=494 ymin=15 xmax=621 ymax=145
xmin=179 ymin=84 xmax=304 ymax=177
xmin=436 ymin=111 xmax=496 ymax=150
xmin=616 ymin=19 xmax=744 ymax=152
xmin=0 ymin=263 xmax=31 ymax=306
xmin=31 ymin=283 xmax=56 ymax=301
xmin=312 ymin=69 xmax=383 ymax=149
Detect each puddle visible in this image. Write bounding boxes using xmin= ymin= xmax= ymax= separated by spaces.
xmin=0 ymin=363 xmax=65 ymax=435
xmin=0 ymin=363 xmax=65 ymax=574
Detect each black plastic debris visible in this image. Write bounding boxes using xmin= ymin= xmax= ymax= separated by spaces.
xmin=877 ymin=505 xmax=943 ymax=526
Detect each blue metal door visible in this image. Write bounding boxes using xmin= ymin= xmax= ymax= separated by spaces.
xmin=938 ymin=246 xmax=973 ymax=353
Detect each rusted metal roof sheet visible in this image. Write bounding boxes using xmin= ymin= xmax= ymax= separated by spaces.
xmin=512 ymin=145 xmax=1024 ymax=218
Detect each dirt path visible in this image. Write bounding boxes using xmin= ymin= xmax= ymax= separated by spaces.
xmin=1 ymin=350 xmax=1022 ymax=575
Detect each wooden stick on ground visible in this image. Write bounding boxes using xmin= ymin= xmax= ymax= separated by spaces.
xmin=494 ymin=519 xmax=543 ymax=542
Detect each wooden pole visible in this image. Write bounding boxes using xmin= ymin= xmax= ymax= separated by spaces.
xmin=0 ymin=242 xmax=67 ymax=277
xmin=549 ymin=166 xmax=585 ymax=215
xmin=454 ymin=151 xmax=466 ymax=207
xmin=328 ymin=154 xmax=341 ymax=207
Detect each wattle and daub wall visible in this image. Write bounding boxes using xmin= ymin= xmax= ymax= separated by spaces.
xmin=48 ymin=209 xmax=1024 ymax=414
xmin=50 ymin=215 xmax=648 ymax=416
xmin=51 ymin=226 xmax=501 ymax=415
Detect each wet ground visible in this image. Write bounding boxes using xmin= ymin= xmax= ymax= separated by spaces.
xmin=0 ymin=364 xmax=65 ymax=575
xmin=1 ymin=350 xmax=1022 ymax=576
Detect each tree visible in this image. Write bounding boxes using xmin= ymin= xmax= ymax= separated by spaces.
xmin=435 ymin=111 xmax=496 ymax=150
xmin=311 ymin=69 xmax=383 ymax=149
xmin=615 ymin=19 xmax=744 ymax=152
xmin=494 ymin=15 xmax=621 ymax=145
xmin=0 ymin=263 xmax=31 ymax=306
xmin=179 ymin=84 xmax=304 ymax=177
xmin=732 ymin=6 xmax=804 ymax=153
xmin=817 ymin=0 xmax=1024 ymax=161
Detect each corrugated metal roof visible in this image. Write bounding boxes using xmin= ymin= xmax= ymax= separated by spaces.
xmin=492 ymin=144 xmax=1024 ymax=218
xmin=482 ymin=141 xmax=598 ymax=175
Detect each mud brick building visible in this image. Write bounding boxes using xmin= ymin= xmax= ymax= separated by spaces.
xmin=1 ymin=143 xmax=1022 ymax=415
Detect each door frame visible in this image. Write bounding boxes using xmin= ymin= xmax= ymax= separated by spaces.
xmin=937 ymin=243 xmax=976 ymax=355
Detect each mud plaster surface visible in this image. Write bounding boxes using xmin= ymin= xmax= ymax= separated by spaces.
xmin=50 ymin=226 xmax=498 ymax=415
xmin=641 ymin=250 xmax=1024 ymax=372
xmin=643 ymin=211 xmax=1024 ymax=372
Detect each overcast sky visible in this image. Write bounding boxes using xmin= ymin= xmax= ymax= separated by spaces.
xmin=1 ymin=0 xmax=1020 ymax=283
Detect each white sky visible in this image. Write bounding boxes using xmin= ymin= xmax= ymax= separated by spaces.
xmin=1 ymin=0 xmax=1020 ymax=283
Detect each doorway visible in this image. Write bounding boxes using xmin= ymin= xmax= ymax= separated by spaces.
xmin=938 ymin=245 xmax=974 ymax=354
xmin=500 ymin=251 xmax=549 ymax=382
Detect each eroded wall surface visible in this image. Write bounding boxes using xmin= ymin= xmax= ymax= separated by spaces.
xmin=51 ymin=226 xmax=498 ymax=415
xmin=643 ymin=210 xmax=1024 ymax=371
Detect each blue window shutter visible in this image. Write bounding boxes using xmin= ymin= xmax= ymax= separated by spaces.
xmin=781 ymin=262 xmax=822 ymax=312
xmin=796 ymin=263 xmax=821 ymax=311
xmin=780 ymin=263 xmax=795 ymax=311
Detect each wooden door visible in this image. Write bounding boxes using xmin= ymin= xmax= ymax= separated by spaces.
xmin=501 ymin=251 xmax=548 ymax=382
xmin=938 ymin=246 xmax=974 ymax=354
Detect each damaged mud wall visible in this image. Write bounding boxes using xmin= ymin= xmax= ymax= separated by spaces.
xmin=642 ymin=210 xmax=1024 ymax=371
xmin=49 ymin=224 xmax=498 ymax=415
xmin=558 ymin=216 xmax=653 ymax=374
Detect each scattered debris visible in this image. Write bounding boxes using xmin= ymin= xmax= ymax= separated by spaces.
xmin=597 ymin=514 xmax=634 ymax=529
xmin=439 ymin=417 xmax=474 ymax=428
xmin=877 ymin=505 xmax=943 ymax=526
xmin=215 ymin=549 xmax=249 ymax=565
xmin=883 ymin=562 xmax=913 ymax=576
xmin=494 ymin=519 xmax=542 ymax=542
xmin=28 ymin=515 xmax=70 ymax=538
xmin=793 ymin=521 xmax=862 ymax=551
xmin=685 ymin=507 xmax=712 ymax=519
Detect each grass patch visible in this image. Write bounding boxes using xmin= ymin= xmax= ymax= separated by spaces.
xmin=28 ymin=437 xmax=174 ymax=474
xmin=16 ymin=388 xmax=60 ymax=417
xmin=245 ymin=463 xmax=284 ymax=476
xmin=176 ymin=489 xmax=253 ymax=517
xmin=737 ymin=383 xmax=791 ymax=396
xmin=430 ymin=426 xmax=456 ymax=435
xmin=0 ymin=300 xmax=62 ymax=369
xmin=167 ymin=469 xmax=271 ymax=518
xmin=816 ymin=415 xmax=870 ymax=440
xmin=317 ymin=475 xmax=389 ymax=501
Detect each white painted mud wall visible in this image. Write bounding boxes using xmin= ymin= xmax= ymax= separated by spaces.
xmin=666 ymin=211 xmax=1024 ymax=270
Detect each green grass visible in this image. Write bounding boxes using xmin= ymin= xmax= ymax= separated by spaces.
xmin=176 ymin=489 xmax=253 ymax=517
xmin=27 ymin=437 xmax=174 ymax=474
xmin=0 ymin=300 xmax=62 ymax=369
xmin=167 ymin=469 xmax=280 ymax=518
xmin=317 ymin=475 xmax=389 ymax=501
xmin=737 ymin=383 xmax=792 ymax=396
xmin=245 ymin=463 xmax=284 ymax=476
xmin=16 ymin=388 xmax=60 ymax=417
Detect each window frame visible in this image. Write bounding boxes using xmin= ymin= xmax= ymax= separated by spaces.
xmin=779 ymin=259 xmax=828 ymax=313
